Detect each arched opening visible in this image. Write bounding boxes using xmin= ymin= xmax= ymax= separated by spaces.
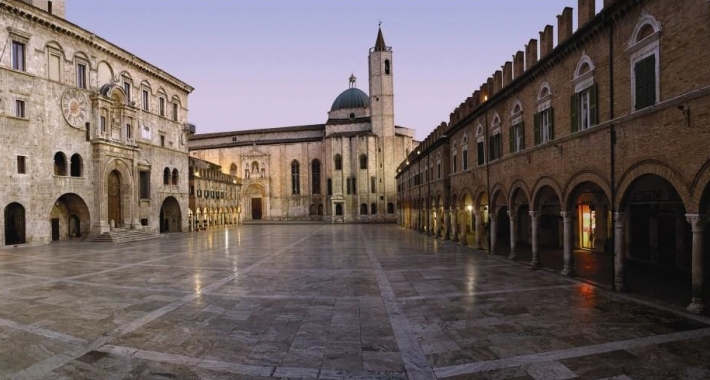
xmin=311 ymin=159 xmax=321 ymax=194
xmin=384 ymin=59 xmax=390 ymax=75
xmin=4 ymin=202 xmax=26 ymax=245
xmin=530 ymin=185 xmax=562 ymax=267
xmin=107 ymin=170 xmax=122 ymax=227
xmin=334 ymin=154 xmax=342 ymax=171
xmin=360 ymin=204 xmax=368 ymax=215
xmin=371 ymin=203 xmax=377 ymax=215
xmin=54 ymin=152 xmax=67 ymax=176
xmin=620 ymin=175 xmax=691 ymax=305
xmin=160 ymin=196 xmax=182 ymax=233
xmin=70 ymin=154 xmax=82 ymax=177
xmin=246 ymin=184 xmax=265 ymax=220
xmin=510 ymin=187 xmax=531 ymax=260
xmin=335 ymin=203 xmax=343 ymax=216
xmin=318 ymin=204 xmax=324 ymax=215
xmin=387 ymin=202 xmax=394 ymax=214
xmin=163 ymin=167 xmax=170 ymax=185
xmin=567 ymin=181 xmax=612 ymax=284
xmin=230 ymin=163 xmax=238 ymax=177
xmin=50 ymin=193 xmax=91 ymax=241
xmin=171 ymin=168 xmax=179 ymax=185
xmin=359 ymin=154 xmax=368 ymax=170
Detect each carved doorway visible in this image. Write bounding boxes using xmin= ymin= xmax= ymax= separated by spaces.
xmin=107 ymin=170 xmax=122 ymax=227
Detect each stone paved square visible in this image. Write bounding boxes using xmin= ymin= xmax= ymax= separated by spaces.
xmin=0 ymin=224 xmax=709 ymax=379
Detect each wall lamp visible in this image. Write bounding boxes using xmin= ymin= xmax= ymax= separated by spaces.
xmin=678 ymin=105 xmax=690 ymax=126
xmin=554 ymin=144 xmax=563 ymax=155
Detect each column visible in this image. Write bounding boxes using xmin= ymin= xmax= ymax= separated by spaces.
xmin=560 ymin=211 xmax=575 ymax=276
xmin=529 ymin=211 xmax=542 ymax=267
xmin=686 ymin=214 xmax=706 ymax=314
xmin=508 ymin=209 xmax=517 ymax=260
xmin=444 ymin=210 xmax=451 ymax=240
xmin=490 ymin=213 xmax=497 ymax=255
xmin=451 ymin=210 xmax=458 ymax=242
xmin=614 ymin=212 xmax=628 ymax=292
xmin=474 ymin=210 xmax=482 ymax=249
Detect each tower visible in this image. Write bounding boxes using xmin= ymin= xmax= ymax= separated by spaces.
xmin=369 ymin=27 xmax=394 ymax=138
xmin=20 ymin=0 xmax=65 ymax=18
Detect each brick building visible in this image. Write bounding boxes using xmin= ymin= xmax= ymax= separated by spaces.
xmin=1 ymin=0 xmax=194 ymax=245
xmin=396 ymin=0 xmax=710 ymax=314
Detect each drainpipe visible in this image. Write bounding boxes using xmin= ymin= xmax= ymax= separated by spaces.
xmin=608 ymin=16 xmax=617 ymax=291
xmin=485 ymin=109 xmax=491 ymax=254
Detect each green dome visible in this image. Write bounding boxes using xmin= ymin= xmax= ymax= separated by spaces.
xmin=330 ymin=88 xmax=370 ymax=111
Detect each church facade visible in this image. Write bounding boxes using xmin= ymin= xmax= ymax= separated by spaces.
xmin=189 ymin=29 xmax=416 ymax=223
xmin=1 ymin=0 xmax=194 ymax=246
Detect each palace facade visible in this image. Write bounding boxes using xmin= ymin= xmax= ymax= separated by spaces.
xmin=396 ymin=0 xmax=710 ymax=314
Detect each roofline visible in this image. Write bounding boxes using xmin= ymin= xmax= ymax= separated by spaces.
xmin=189 ymin=124 xmax=326 ymax=140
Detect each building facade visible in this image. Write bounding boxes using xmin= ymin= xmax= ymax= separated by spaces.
xmin=188 ymin=157 xmax=242 ymax=231
xmin=397 ymin=0 xmax=710 ymax=314
xmin=189 ymin=29 xmax=416 ymax=223
xmin=1 ymin=0 xmax=194 ymax=245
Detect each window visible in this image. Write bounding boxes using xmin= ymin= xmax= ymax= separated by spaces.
xmin=534 ymin=84 xmax=554 ymax=145
xmin=291 ymin=160 xmax=300 ymax=195
xmin=489 ymin=132 xmax=502 ymax=161
xmin=359 ymin=154 xmax=368 ymax=170
xmin=140 ymin=171 xmax=150 ymax=199
xmin=387 ymin=202 xmax=394 ymax=214
xmin=15 ymin=100 xmax=26 ymax=118
xmin=12 ymin=41 xmax=25 ymax=71
xmin=311 ymin=160 xmax=321 ymax=194
xmin=360 ymin=204 xmax=368 ymax=215
xmin=629 ymin=16 xmax=661 ymax=112
xmin=123 ymin=81 xmax=132 ymax=103
xmin=477 ymin=140 xmax=485 ymax=165
xmin=17 ymin=156 xmax=26 ymax=174
xmin=172 ymin=102 xmax=179 ymax=121
xmin=172 ymin=169 xmax=179 ymax=185
xmin=462 ymin=143 xmax=468 ymax=171
xmin=571 ymin=56 xmax=597 ymax=133
xmin=437 ymin=160 xmax=441 ymax=179
xmin=385 ymin=59 xmax=390 ymax=75
xmin=371 ymin=203 xmax=377 ymax=215
xmin=334 ymin=154 xmax=342 ymax=170
xmin=163 ymin=168 xmax=170 ymax=185
xmin=346 ymin=178 xmax=357 ymax=194
xmin=100 ymin=109 xmax=107 ymax=134
xmin=76 ymin=63 xmax=87 ymax=89
xmin=327 ymin=178 xmax=332 ymax=195
xmin=54 ymin=152 xmax=67 ymax=176
xmin=126 ymin=118 xmax=133 ymax=139
xmin=70 ymin=154 xmax=82 ymax=177
xmin=160 ymin=135 xmax=165 ymax=147
xmin=48 ymin=52 xmax=61 ymax=81
xmin=510 ymin=122 xmax=524 ymax=153
xmin=452 ymin=144 xmax=457 ymax=173
xmin=371 ymin=176 xmax=376 ymax=193
xmin=159 ymin=97 xmax=165 ymax=117
xmin=142 ymin=89 xmax=150 ymax=111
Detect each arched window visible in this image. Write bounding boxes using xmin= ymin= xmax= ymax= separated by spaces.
xmin=54 ymin=152 xmax=67 ymax=176
xmin=360 ymin=204 xmax=368 ymax=215
xmin=535 ymin=82 xmax=554 ymax=145
xmin=311 ymin=159 xmax=321 ymax=194
xmin=163 ymin=168 xmax=170 ymax=185
xmin=172 ymin=168 xmax=179 ymax=185
xmin=70 ymin=154 xmax=82 ymax=177
xmin=371 ymin=203 xmax=377 ymax=215
xmin=291 ymin=160 xmax=300 ymax=195
xmin=572 ymin=55 xmax=597 ymax=132
xmin=359 ymin=154 xmax=368 ymax=170
xmin=384 ymin=59 xmax=390 ymax=75
xmin=335 ymin=203 xmax=343 ymax=216
xmin=489 ymin=114 xmax=502 ymax=161
xmin=230 ymin=163 xmax=238 ymax=176
xmin=387 ymin=202 xmax=394 ymax=214
xmin=4 ymin=202 xmax=26 ymax=245
xmin=334 ymin=154 xmax=342 ymax=170
xmin=510 ymin=100 xmax=524 ymax=154
xmin=629 ymin=14 xmax=661 ymax=112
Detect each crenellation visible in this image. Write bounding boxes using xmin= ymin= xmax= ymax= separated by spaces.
xmin=503 ymin=61 xmax=513 ymax=87
xmin=525 ymin=39 xmax=538 ymax=70
xmin=539 ymin=25 xmax=554 ymax=58
xmin=558 ymin=7 xmax=573 ymax=44
xmin=578 ymin=0 xmax=596 ymax=29
xmin=514 ymin=51 xmax=524 ymax=78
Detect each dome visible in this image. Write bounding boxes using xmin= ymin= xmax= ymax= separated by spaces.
xmin=330 ymin=88 xmax=370 ymax=111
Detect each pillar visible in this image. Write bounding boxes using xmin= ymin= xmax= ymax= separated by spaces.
xmin=530 ymin=211 xmax=542 ymax=267
xmin=686 ymin=214 xmax=706 ymax=314
xmin=474 ymin=210 xmax=483 ymax=249
xmin=614 ymin=212 xmax=628 ymax=292
xmin=560 ymin=211 xmax=575 ymax=276
xmin=444 ymin=210 xmax=451 ymax=240
xmin=508 ymin=209 xmax=517 ymax=260
xmin=490 ymin=213 xmax=497 ymax=255
xmin=451 ymin=210 xmax=458 ymax=242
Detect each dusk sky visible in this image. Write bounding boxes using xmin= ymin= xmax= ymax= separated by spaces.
xmin=66 ymin=0 xmax=605 ymax=140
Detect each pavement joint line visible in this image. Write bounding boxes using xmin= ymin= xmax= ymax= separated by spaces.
xmin=5 ymin=226 xmax=326 ymax=380
xmin=396 ymin=284 xmax=580 ymax=301
xmin=384 ymin=263 xmax=516 ymax=273
xmin=359 ymin=225 xmax=437 ymax=380
xmin=434 ymin=326 xmax=710 ymax=378
xmin=0 ymin=317 xmax=88 ymax=346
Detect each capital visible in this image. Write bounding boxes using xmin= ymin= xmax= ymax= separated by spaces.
xmin=685 ymin=214 xmax=707 ymax=233
xmin=560 ymin=210 xmax=572 ymax=223
xmin=614 ymin=212 xmax=626 ymax=227
xmin=529 ymin=210 xmax=541 ymax=220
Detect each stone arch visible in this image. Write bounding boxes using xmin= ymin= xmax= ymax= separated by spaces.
xmin=564 ymin=170 xmax=612 ymax=211
xmin=160 ymin=196 xmax=182 ymax=233
xmin=616 ymin=160 xmax=691 ymax=211
xmin=531 ymin=177 xmax=564 ymax=210
xmin=574 ymin=54 xmax=595 ymax=79
xmin=538 ymin=81 xmax=552 ymax=99
xmin=4 ymin=202 xmax=26 ymax=245
xmin=489 ymin=183 xmax=508 ymax=212
xmin=689 ymin=159 xmax=710 ymax=213
xmin=508 ymin=180 xmax=532 ymax=210
xmin=49 ymin=193 xmax=91 ymax=240
xmin=97 ymin=61 xmax=114 ymax=85
xmin=629 ymin=12 xmax=662 ymax=47
xmin=102 ymin=158 xmax=134 ymax=228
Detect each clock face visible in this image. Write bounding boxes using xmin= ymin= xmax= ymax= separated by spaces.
xmin=61 ymin=88 xmax=88 ymax=128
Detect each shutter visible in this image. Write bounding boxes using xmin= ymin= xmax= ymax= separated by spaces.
xmin=646 ymin=55 xmax=656 ymax=107
xmin=489 ymin=136 xmax=494 ymax=160
xmin=634 ymin=59 xmax=646 ymax=109
xmin=590 ymin=83 xmax=598 ymax=126
xmin=534 ymin=113 xmax=541 ymax=145
xmin=509 ymin=125 xmax=514 ymax=154
xmin=520 ymin=122 xmax=525 ymax=149
xmin=549 ymin=108 xmax=555 ymax=140
xmin=570 ymin=94 xmax=578 ymax=133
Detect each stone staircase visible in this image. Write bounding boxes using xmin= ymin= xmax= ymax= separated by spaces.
xmin=85 ymin=227 xmax=164 ymax=244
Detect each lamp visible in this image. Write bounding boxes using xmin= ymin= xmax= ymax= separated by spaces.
xmin=678 ymin=105 xmax=690 ymax=126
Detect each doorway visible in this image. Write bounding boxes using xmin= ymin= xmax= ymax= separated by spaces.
xmin=251 ymin=198 xmax=262 ymax=220
xmin=107 ymin=170 xmax=122 ymax=227
xmin=51 ymin=218 xmax=60 ymax=241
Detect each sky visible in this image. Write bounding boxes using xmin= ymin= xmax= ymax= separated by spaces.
xmin=66 ymin=0 xmax=605 ymax=141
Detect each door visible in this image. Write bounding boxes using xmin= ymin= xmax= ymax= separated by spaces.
xmin=51 ymin=218 xmax=60 ymax=241
xmin=251 ymin=198 xmax=262 ymax=220
xmin=107 ymin=170 xmax=122 ymax=227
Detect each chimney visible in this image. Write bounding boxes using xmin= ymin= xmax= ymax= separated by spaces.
xmin=525 ymin=39 xmax=538 ymax=70
xmin=486 ymin=77 xmax=495 ymax=97
xmin=493 ymin=70 xmax=502 ymax=94
xmin=514 ymin=51 xmax=524 ymax=77
xmin=502 ymin=61 xmax=512 ymax=87
xmin=578 ymin=0 xmax=596 ymax=28
xmin=539 ymin=25 xmax=554 ymax=58
xmin=472 ymin=90 xmax=480 ymax=107
xmin=557 ymin=7 xmax=573 ymax=44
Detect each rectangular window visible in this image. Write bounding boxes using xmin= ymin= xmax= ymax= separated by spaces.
xmin=17 ymin=156 xmax=26 ymax=174
xmin=49 ymin=53 xmax=60 ymax=81
xmin=437 ymin=162 xmax=441 ymax=179
xmin=172 ymin=103 xmax=179 ymax=121
xmin=160 ymin=135 xmax=165 ymax=147
xmin=126 ymin=118 xmax=133 ymax=139
xmin=453 ymin=153 xmax=457 ymax=173
xmin=123 ymin=81 xmax=132 ymax=103
xmin=327 ymin=178 xmax=332 ymax=195
xmin=76 ymin=63 xmax=87 ymax=89
xmin=477 ymin=141 xmax=485 ymax=165
xmin=12 ymin=41 xmax=25 ymax=71
xmin=462 ymin=148 xmax=468 ymax=170
xmin=15 ymin=100 xmax=26 ymax=118
xmin=510 ymin=123 xmax=524 ymax=153
xmin=489 ymin=133 xmax=502 ymax=160
xmin=371 ymin=176 xmax=376 ymax=193
xmin=100 ymin=109 xmax=107 ymax=134
xmin=580 ymin=90 xmax=590 ymax=130
xmin=139 ymin=171 xmax=150 ymax=199
xmin=142 ymin=89 xmax=150 ymax=111
xmin=634 ymin=54 xmax=656 ymax=110
xmin=159 ymin=97 xmax=165 ymax=117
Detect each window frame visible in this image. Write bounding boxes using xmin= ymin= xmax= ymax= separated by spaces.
xmin=139 ymin=171 xmax=151 ymax=199
xmin=15 ymin=99 xmax=26 ymax=119
xmin=12 ymin=40 xmax=26 ymax=71
xmin=628 ymin=16 xmax=661 ymax=113
xmin=141 ymin=88 xmax=150 ymax=111
xmin=571 ymin=55 xmax=598 ymax=133
xmin=17 ymin=155 xmax=27 ymax=174
xmin=291 ymin=160 xmax=300 ymax=195
xmin=76 ymin=61 xmax=88 ymax=89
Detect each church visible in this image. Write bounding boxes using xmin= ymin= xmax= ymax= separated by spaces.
xmin=189 ymin=29 xmax=417 ymax=222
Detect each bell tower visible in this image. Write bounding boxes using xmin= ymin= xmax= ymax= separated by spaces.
xmin=369 ymin=27 xmax=394 ymax=138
